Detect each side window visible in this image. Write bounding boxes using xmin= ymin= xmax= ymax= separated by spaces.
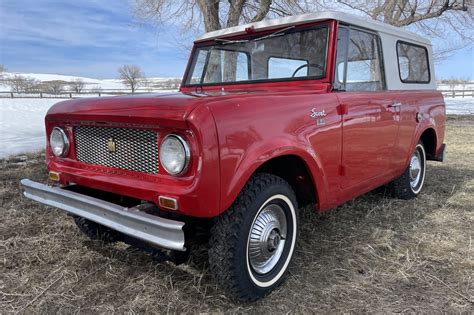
xmin=268 ymin=57 xmax=308 ymax=79
xmin=335 ymin=27 xmax=385 ymax=91
xmin=397 ymin=42 xmax=430 ymax=83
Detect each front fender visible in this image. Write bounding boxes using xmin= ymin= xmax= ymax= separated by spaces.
xmin=219 ymin=136 xmax=327 ymax=214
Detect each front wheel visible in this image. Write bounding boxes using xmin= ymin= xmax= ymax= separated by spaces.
xmin=388 ymin=141 xmax=427 ymax=199
xmin=209 ymin=173 xmax=298 ymax=301
xmin=73 ymin=216 xmax=121 ymax=243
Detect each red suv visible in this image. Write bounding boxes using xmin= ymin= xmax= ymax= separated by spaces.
xmin=22 ymin=11 xmax=446 ymax=301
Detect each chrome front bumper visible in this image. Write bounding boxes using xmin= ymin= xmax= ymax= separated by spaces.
xmin=20 ymin=179 xmax=185 ymax=251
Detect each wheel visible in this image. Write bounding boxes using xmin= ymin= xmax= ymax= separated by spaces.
xmin=388 ymin=141 xmax=426 ymax=199
xmin=209 ymin=173 xmax=298 ymax=301
xmin=73 ymin=216 xmax=121 ymax=243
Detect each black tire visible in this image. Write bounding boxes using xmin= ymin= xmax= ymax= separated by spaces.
xmin=209 ymin=173 xmax=299 ymax=301
xmin=388 ymin=141 xmax=426 ymax=200
xmin=73 ymin=216 xmax=121 ymax=243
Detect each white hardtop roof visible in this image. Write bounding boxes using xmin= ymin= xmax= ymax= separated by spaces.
xmin=196 ymin=11 xmax=430 ymax=45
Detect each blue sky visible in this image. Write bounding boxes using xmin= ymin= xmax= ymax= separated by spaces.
xmin=0 ymin=0 xmax=473 ymax=79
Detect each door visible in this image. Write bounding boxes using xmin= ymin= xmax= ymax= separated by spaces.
xmin=334 ymin=26 xmax=400 ymax=189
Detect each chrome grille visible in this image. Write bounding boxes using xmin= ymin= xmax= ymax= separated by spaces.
xmin=74 ymin=126 xmax=158 ymax=174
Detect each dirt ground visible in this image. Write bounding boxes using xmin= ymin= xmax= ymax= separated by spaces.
xmin=1 ymin=116 xmax=473 ymax=313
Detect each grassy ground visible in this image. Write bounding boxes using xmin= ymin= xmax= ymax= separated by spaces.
xmin=1 ymin=116 xmax=473 ymax=313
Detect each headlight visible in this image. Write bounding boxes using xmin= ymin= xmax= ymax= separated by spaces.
xmin=50 ymin=127 xmax=69 ymax=157
xmin=159 ymin=134 xmax=190 ymax=176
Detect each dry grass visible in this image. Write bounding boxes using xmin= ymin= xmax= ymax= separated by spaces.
xmin=1 ymin=116 xmax=473 ymax=313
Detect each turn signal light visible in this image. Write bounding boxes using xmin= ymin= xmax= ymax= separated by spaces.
xmin=48 ymin=171 xmax=60 ymax=182
xmin=158 ymin=196 xmax=178 ymax=211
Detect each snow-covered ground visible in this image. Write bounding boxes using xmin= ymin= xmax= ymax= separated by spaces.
xmin=445 ymin=98 xmax=474 ymax=115
xmin=0 ymin=98 xmax=65 ymax=158
xmin=0 ymin=97 xmax=472 ymax=159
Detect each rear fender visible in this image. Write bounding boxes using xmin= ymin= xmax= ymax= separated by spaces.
xmin=407 ymin=121 xmax=438 ymax=168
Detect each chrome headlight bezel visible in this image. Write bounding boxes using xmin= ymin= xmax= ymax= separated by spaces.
xmin=50 ymin=127 xmax=69 ymax=157
xmin=159 ymin=134 xmax=191 ymax=176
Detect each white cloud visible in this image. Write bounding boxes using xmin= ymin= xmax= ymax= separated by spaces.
xmin=0 ymin=0 xmax=187 ymax=77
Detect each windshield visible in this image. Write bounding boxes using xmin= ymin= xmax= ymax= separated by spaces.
xmin=184 ymin=25 xmax=328 ymax=86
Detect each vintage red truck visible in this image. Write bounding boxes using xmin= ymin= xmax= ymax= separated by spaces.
xmin=22 ymin=11 xmax=446 ymax=301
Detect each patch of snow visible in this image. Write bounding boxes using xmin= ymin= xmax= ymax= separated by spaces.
xmin=445 ymin=98 xmax=474 ymax=115
xmin=0 ymin=98 xmax=66 ymax=159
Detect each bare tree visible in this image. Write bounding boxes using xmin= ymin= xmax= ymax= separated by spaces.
xmin=135 ymin=0 xmax=473 ymax=59
xmin=446 ymin=76 xmax=460 ymax=89
xmin=44 ymin=80 xmax=66 ymax=94
xmin=459 ymin=76 xmax=470 ymax=90
xmin=90 ymin=85 xmax=103 ymax=95
xmin=166 ymin=78 xmax=182 ymax=89
xmin=8 ymin=75 xmax=26 ymax=92
xmin=0 ymin=65 xmax=6 ymax=82
xmin=119 ymin=65 xmax=144 ymax=93
xmin=69 ymin=79 xmax=86 ymax=93
xmin=134 ymin=0 xmax=310 ymax=33
xmin=318 ymin=0 xmax=473 ymax=59
xmin=7 ymin=75 xmax=39 ymax=93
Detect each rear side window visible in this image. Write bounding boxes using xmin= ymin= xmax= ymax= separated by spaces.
xmin=397 ymin=41 xmax=430 ymax=83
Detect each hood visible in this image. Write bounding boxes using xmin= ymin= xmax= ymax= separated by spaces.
xmin=46 ymin=85 xmax=330 ymax=128
xmin=46 ymin=92 xmax=206 ymax=128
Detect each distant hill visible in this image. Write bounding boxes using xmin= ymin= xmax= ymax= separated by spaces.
xmin=0 ymin=72 xmax=181 ymax=92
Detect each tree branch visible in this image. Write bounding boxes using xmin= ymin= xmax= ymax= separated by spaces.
xmin=251 ymin=0 xmax=272 ymax=22
xmin=397 ymin=0 xmax=469 ymax=26
xmin=337 ymin=1 xmax=374 ymax=17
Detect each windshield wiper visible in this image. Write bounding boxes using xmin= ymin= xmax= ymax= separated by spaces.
xmin=213 ymin=25 xmax=295 ymax=44
xmin=214 ymin=38 xmax=249 ymax=45
xmin=254 ymin=26 xmax=295 ymax=41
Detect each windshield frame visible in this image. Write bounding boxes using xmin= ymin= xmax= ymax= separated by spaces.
xmin=182 ymin=22 xmax=330 ymax=88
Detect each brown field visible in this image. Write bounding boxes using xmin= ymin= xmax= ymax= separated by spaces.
xmin=1 ymin=116 xmax=473 ymax=313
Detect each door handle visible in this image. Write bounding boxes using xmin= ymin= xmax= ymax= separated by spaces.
xmin=388 ymin=102 xmax=401 ymax=112
xmin=388 ymin=102 xmax=402 ymax=108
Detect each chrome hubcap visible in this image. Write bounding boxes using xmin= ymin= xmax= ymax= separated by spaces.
xmin=409 ymin=150 xmax=422 ymax=189
xmin=248 ymin=204 xmax=287 ymax=274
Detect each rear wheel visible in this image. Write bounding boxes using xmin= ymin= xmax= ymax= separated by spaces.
xmin=73 ymin=216 xmax=121 ymax=243
xmin=388 ymin=142 xmax=426 ymax=199
xmin=209 ymin=173 xmax=298 ymax=301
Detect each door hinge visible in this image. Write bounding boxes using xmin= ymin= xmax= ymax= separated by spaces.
xmin=339 ymin=165 xmax=346 ymax=176
xmin=337 ymin=103 xmax=348 ymax=115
